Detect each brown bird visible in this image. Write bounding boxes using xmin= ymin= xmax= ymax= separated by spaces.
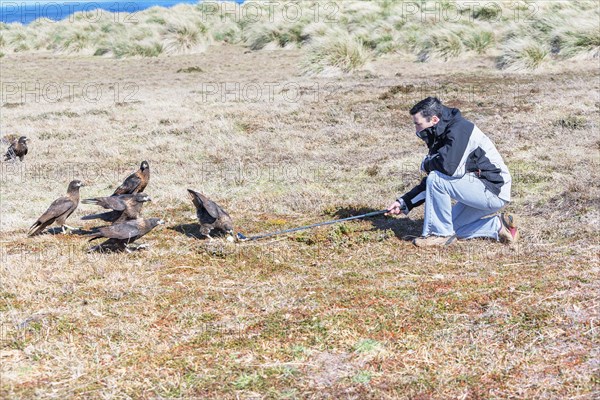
xmin=112 ymin=161 xmax=150 ymax=195
xmin=81 ymin=193 xmax=151 ymax=224
xmin=187 ymin=189 xmax=234 ymax=239
xmin=28 ymin=180 xmax=84 ymax=236
xmin=86 ymin=217 xmax=165 ymax=252
xmin=4 ymin=136 xmax=29 ymax=161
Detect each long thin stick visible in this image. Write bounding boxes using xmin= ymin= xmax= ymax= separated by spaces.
xmin=236 ymin=209 xmax=388 ymax=241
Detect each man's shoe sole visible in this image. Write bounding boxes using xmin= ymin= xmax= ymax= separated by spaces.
xmin=499 ymin=213 xmax=519 ymax=243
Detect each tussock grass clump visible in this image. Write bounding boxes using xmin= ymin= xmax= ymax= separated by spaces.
xmin=463 ymin=31 xmax=495 ymax=54
xmin=422 ymin=28 xmax=465 ymax=61
xmin=470 ymin=3 xmax=504 ymax=21
xmin=3 ymin=25 xmax=31 ymax=52
xmin=245 ymin=23 xmax=303 ymax=50
xmin=354 ymin=21 xmax=404 ymax=56
xmin=553 ymin=20 xmax=600 ymax=59
xmin=59 ymin=30 xmax=92 ymax=53
xmin=162 ymin=23 xmax=206 ymax=54
xmin=497 ymin=38 xmax=550 ymax=70
xmin=553 ymin=115 xmax=588 ymax=130
xmin=302 ymin=32 xmax=370 ymax=75
xmin=210 ymin=19 xmax=241 ymax=43
xmin=177 ymin=66 xmax=203 ymax=73
xmin=241 ymin=1 xmax=314 ymax=51
xmin=111 ymin=40 xmax=164 ymax=58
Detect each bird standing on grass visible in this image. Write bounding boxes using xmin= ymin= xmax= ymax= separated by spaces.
xmin=112 ymin=161 xmax=150 ymax=195
xmin=187 ymin=189 xmax=234 ymax=240
xmin=28 ymin=180 xmax=84 ymax=236
xmin=4 ymin=136 xmax=29 ymax=161
xmin=86 ymin=217 xmax=165 ymax=252
xmin=81 ymin=193 xmax=151 ymax=223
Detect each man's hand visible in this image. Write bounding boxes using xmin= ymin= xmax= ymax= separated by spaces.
xmin=386 ymin=200 xmax=403 ymax=215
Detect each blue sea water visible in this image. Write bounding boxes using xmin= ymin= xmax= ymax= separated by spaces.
xmin=0 ymin=1 xmax=244 ymax=24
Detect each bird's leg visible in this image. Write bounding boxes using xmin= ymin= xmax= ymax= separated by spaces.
xmin=62 ymin=224 xmax=78 ymax=234
xmin=134 ymin=243 xmax=150 ymax=250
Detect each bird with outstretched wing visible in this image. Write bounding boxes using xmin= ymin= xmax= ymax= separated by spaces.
xmin=187 ymin=189 xmax=234 ymax=240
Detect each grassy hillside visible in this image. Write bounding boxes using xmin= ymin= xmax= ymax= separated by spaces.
xmin=0 ymin=0 xmax=598 ymax=71
xmin=0 ymin=43 xmax=598 ymax=398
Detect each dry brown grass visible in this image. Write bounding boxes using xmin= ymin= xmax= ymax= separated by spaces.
xmin=0 ymin=44 xmax=598 ymax=399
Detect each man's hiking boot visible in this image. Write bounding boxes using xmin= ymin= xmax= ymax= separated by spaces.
xmin=413 ymin=235 xmax=457 ymax=248
xmin=498 ymin=212 xmax=518 ymax=244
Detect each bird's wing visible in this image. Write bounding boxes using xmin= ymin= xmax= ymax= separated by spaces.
xmin=97 ymin=221 xmax=141 ymax=239
xmin=188 ymin=189 xmax=218 ymax=223
xmin=135 ymin=220 xmax=158 ymax=237
xmin=191 ymin=190 xmax=221 ymax=219
xmin=198 ymin=207 xmax=217 ymax=225
xmin=4 ymin=144 xmax=16 ymax=159
xmin=113 ymin=173 xmax=142 ymax=195
xmin=187 ymin=189 xmax=202 ymax=210
xmin=35 ymin=197 xmax=74 ymax=224
xmin=84 ymin=196 xmax=128 ymax=211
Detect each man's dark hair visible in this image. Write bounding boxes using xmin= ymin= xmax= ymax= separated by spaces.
xmin=410 ymin=97 xmax=443 ymax=121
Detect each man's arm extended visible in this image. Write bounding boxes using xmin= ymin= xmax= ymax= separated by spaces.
xmin=387 ymin=176 xmax=427 ymax=215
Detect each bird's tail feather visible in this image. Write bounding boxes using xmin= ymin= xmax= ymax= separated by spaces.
xmin=81 ymin=213 xmax=109 ymax=221
xmin=86 ymin=233 xmax=102 ymax=242
xmin=81 ymin=199 xmax=100 ymax=205
xmin=28 ymin=221 xmax=42 ymax=236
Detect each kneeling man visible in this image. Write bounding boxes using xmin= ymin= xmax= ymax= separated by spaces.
xmin=387 ymin=97 xmax=518 ymax=247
